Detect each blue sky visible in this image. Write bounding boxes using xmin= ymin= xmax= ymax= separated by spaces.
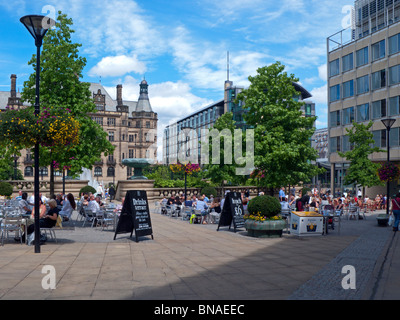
xmin=0 ymin=0 xmax=353 ymax=158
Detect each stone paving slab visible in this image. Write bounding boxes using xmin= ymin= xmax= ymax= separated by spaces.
xmin=0 ymin=208 xmax=395 ymax=300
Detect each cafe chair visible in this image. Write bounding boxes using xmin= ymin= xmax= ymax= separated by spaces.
xmin=1 ymin=214 xmax=23 ymax=246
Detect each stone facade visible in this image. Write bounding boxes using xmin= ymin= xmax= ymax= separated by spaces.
xmin=0 ymin=75 xmax=158 ymax=188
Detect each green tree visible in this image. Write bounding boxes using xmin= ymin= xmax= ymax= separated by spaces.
xmin=236 ymin=62 xmax=323 ymax=195
xmin=338 ymin=121 xmax=384 ymax=197
xmin=21 ymin=11 xmax=114 ymax=195
xmin=202 ymin=112 xmax=244 ymax=195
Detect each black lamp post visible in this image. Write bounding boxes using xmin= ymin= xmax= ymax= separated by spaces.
xmin=20 ymin=14 xmax=55 ymax=253
xmin=381 ymin=118 xmax=396 ymax=217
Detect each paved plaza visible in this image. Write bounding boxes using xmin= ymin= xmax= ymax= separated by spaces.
xmin=0 ymin=205 xmax=398 ymax=300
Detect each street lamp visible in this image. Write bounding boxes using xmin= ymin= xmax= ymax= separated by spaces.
xmin=381 ymin=117 xmax=396 ymax=216
xmin=20 ymin=14 xmax=55 ymax=253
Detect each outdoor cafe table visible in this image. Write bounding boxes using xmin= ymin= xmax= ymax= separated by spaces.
xmin=290 ymin=211 xmax=324 ymax=236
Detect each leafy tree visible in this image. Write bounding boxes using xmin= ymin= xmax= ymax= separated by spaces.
xmin=202 ymin=112 xmax=244 ymax=195
xmin=338 ymin=121 xmax=384 ymax=197
xmin=236 ymin=62 xmax=323 ymax=195
xmin=21 ymin=11 xmax=114 ymax=195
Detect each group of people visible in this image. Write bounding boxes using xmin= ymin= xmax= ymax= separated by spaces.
xmin=12 ymin=190 xmax=77 ymax=243
xmin=159 ymin=193 xmax=223 ymax=224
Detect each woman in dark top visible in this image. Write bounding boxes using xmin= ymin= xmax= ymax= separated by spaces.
xmin=26 ymin=199 xmax=59 ymax=236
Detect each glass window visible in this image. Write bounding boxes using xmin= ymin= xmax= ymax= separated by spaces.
xmin=342 ymin=53 xmax=354 ymax=72
xmin=389 ymin=64 xmax=400 ymax=85
xmin=329 ymin=59 xmax=340 ymax=77
xmin=389 ymin=33 xmax=400 ymax=55
xmin=357 ymin=103 xmax=370 ymax=122
xmin=390 ymin=127 xmax=399 ymax=147
xmin=342 ymin=135 xmax=353 ymax=152
xmin=372 ymin=99 xmax=387 ymax=119
xmin=389 ymin=96 xmax=400 ymax=116
xmin=372 ymin=40 xmax=385 ymax=61
xmin=371 ymin=69 xmax=386 ymax=90
xmin=372 ymin=130 xmax=386 ymax=148
xmin=329 ymin=84 xmax=340 ymax=102
xmin=330 ymin=137 xmax=341 ymax=153
xmin=343 ymin=107 xmax=355 ymax=125
xmin=342 ymin=80 xmax=354 ymax=98
xmin=356 ymin=47 xmax=369 ymax=67
xmin=94 ymin=167 xmax=102 ymax=177
xmin=330 ymin=110 xmax=341 ymax=127
xmin=24 ymin=166 xmax=33 ymax=177
xmin=356 ymin=75 xmax=369 ymax=94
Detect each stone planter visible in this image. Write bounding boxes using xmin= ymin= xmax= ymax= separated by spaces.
xmin=244 ymin=219 xmax=286 ymax=238
xmin=377 ymin=214 xmax=389 ymax=227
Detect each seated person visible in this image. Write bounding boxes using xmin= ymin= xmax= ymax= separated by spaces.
xmin=25 ymin=199 xmax=59 ymax=243
xmin=88 ymin=195 xmax=100 ymax=214
xmin=19 ymin=192 xmax=32 ymax=215
xmin=196 ymin=196 xmax=209 ymax=224
xmin=280 ymin=197 xmax=291 ymax=211
xmin=59 ymin=193 xmax=76 ymax=221
xmin=31 ymin=198 xmax=47 ymax=219
xmin=209 ymin=197 xmax=221 ymax=224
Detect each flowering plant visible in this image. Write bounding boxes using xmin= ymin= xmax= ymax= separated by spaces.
xmin=378 ymin=162 xmax=400 ymax=182
xmin=169 ymin=162 xmax=201 ymax=175
xmin=243 ymin=212 xmax=281 ymax=222
xmin=0 ymin=105 xmax=80 ymax=150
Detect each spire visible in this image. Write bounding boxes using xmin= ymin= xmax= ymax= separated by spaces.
xmin=136 ymin=79 xmax=153 ymax=112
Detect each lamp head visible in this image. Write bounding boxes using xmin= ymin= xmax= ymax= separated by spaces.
xmin=381 ymin=118 xmax=396 ymax=130
xmin=20 ymin=15 xmax=55 ymax=47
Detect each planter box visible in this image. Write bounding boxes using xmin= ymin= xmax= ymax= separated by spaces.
xmin=377 ymin=214 xmax=389 ymax=227
xmin=244 ymin=219 xmax=286 ymax=238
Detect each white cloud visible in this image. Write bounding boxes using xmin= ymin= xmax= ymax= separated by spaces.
xmin=310 ymin=84 xmax=328 ymax=105
xmin=318 ymin=64 xmax=328 ymax=82
xmin=89 ymin=55 xmax=147 ymax=77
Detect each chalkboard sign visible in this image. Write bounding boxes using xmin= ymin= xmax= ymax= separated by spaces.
xmin=114 ymin=190 xmax=154 ymax=242
xmin=217 ymin=192 xmax=245 ymax=232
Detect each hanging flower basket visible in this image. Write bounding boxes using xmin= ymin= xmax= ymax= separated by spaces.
xmin=0 ymin=105 xmax=80 ymax=149
xmin=169 ymin=162 xmax=200 ymax=175
xmin=378 ymin=162 xmax=400 ymax=182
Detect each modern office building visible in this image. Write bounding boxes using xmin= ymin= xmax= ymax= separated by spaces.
xmin=0 ymin=75 xmax=158 ymax=186
xmin=327 ymin=0 xmax=400 ymax=195
xmin=163 ymin=79 xmax=316 ymax=166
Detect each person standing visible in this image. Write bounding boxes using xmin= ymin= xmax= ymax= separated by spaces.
xmin=390 ymin=193 xmax=400 ymax=232
xmin=108 ymin=185 xmax=115 ymax=202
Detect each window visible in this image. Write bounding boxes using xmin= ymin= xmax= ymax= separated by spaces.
xmin=342 ymin=80 xmax=354 ymax=98
xmin=372 ymin=129 xmax=386 ymax=148
xmin=24 ymin=166 xmax=33 ymax=177
xmin=390 ymin=127 xmax=400 ymax=147
xmin=330 ymin=84 xmax=341 ymax=102
xmin=342 ymin=53 xmax=354 ymax=72
xmin=129 ymin=134 xmax=134 ymax=142
xmin=107 ymin=118 xmax=116 ymax=126
xmin=92 ymin=117 xmax=103 ymax=125
xmin=108 ymin=131 xmax=114 ymax=142
xmin=389 ymin=96 xmax=400 ymax=116
xmin=371 ymin=69 xmax=386 ymax=90
xmin=357 ymin=103 xmax=370 ymax=122
xmin=372 ymin=40 xmax=385 ymax=61
xmin=94 ymin=167 xmax=102 ymax=177
xmin=329 ymin=59 xmax=340 ymax=77
xmin=330 ymin=110 xmax=341 ymax=127
xmin=107 ymin=167 xmax=115 ymax=177
xmin=372 ymin=99 xmax=387 ymax=119
xmin=389 ymin=64 xmax=400 ymax=85
xmin=146 ymin=121 xmax=150 ymax=129
xmin=356 ymin=47 xmax=369 ymax=67
xmin=129 ymin=149 xmax=134 ymax=158
xmin=342 ymin=135 xmax=353 ymax=152
xmin=343 ymin=107 xmax=355 ymax=125
xmin=330 ymin=136 xmax=341 ymax=153
xmin=356 ymin=75 xmax=369 ymax=94
xmin=39 ymin=167 xmax=48 ymax=176
xmin=389 ymin=33 xmax=400 ymax=55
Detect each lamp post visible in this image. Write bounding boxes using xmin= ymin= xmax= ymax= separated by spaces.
xmin=20 ymin=14 xmax=55 ymax=253
xmin=381 ymin=118 xmax=396 ymax=217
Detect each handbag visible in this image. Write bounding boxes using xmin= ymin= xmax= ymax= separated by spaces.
xmin=389 ymin=215 xmax=394 ymax=226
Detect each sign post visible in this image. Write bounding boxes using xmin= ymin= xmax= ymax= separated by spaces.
xmin=114 ymin=190 xmax=154 ymax=242
xmin=217 ymin=192 xmax=245 ymax=232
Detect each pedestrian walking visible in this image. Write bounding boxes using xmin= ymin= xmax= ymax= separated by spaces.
xmin=390 ymin=192 xmax=400 ymax=232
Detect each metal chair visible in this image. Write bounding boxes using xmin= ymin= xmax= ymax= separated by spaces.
xmin=181 ymin=206 xmax=193 ymax=221
xmin=280 ymin=209 xmax=291 ymax=234
xmin=1 ymin=214 xmax=23 ymax=245
xmin=82 ymin=208 xmax=95 ymax=227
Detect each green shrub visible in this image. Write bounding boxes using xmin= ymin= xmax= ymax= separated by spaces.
xmin=247 ymin=195 xmax=281 ymax=218
xmin=0 ymin=181 xmax=13 ymax=197
xmin=200 ymin=186 xmax=217 ymax=198
xmin=79 ymin=185 xmax=96 ymax=196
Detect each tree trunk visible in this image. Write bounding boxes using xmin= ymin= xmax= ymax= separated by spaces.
xmin=50 ymin=162 xmax=55 ymax=197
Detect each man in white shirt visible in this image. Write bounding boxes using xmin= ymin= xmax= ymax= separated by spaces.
xmin=88 ymin=195 xmax=100 ymax=214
